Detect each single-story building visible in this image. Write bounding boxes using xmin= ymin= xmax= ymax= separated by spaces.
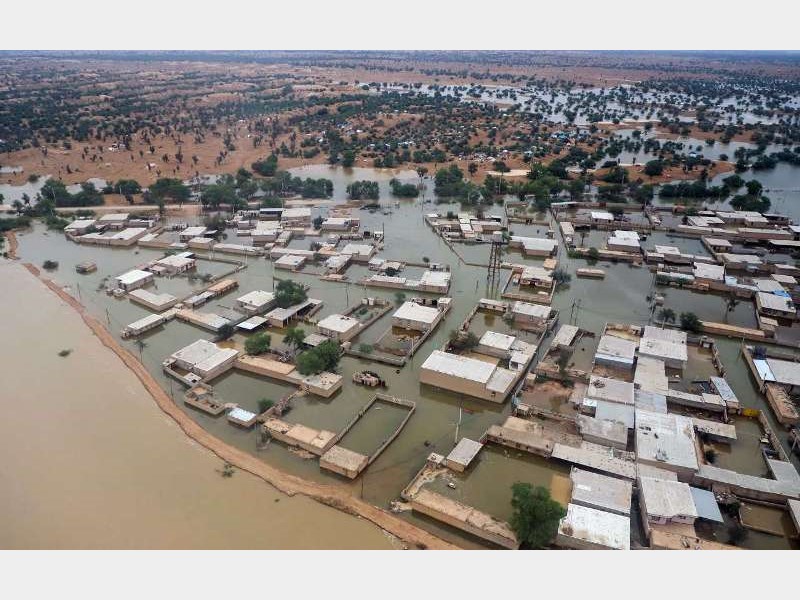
xmin=317 ymin=313 xmax=360 ymax=342
xmin=115 ymin=269 xmax=154 ymax=292
xmin=236 ymin=290 xmax=277 ymax=315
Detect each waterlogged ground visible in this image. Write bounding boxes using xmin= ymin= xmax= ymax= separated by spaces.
xmin=8 ymin=164 xmax=800 ymax=549
xmin=0 ymin=262 xmax=396 ymax=550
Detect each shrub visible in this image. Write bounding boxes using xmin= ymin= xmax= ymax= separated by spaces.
xmin=245 ymin=332 xmax=272 ymax=355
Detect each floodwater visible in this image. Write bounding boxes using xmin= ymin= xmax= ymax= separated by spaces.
xmin=0 ymin=262 xmax=395 ymax=549
xmin=7 ymin=162 xmax=800 ymax=549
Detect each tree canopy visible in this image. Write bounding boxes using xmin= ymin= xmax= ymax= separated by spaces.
xmin=274 ymin=279 xmax=308 ymax=309
xmin=509 ymin=483 xmax=566 ymax=549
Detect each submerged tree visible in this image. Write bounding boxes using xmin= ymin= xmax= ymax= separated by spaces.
xmin=509 ymin=483 xmax=566 ymax=549
xmin=657 ymin=307 xmax=676 ymax=328
xmin=679 ymin=311 xmax=701 ymax=333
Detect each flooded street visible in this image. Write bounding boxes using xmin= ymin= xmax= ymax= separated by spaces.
xmin=4 ymin=161 xmax=800 ymax=549
xmin=0 ymin=262 xmax=395 ymax=549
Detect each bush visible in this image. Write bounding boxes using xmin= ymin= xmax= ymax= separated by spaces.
xmin=346 ymin=180 xmax=379 ymax=200
xmin=275 ymin=279 xmax=308 ymax=308
xmin=296 ymin=339 xmax=341 ymax=375
xmin=510 ymin=483 xmax=566 ymax=549
xmin=245 ymin=332 xmax=272 ymax=355
xmin=252 ymin=155 xmax=278 ymax=177
xmin=42 ymin=259 xmax=59 ymax=270
xmin=679 ymin=312 xmax=701 ymax=333
xmin=449 ymin=330 xmax=479 ymax=352
xmin=257 ymin=398 xmax=275 ymax=413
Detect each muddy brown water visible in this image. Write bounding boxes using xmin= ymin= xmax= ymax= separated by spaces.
xmin=5 ymin=164 xmax=800 ymax=548
xmin=0 ymin=262 xmax=396 ymax=549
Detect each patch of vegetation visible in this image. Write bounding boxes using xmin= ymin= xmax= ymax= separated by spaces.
xmin=510 ymin=483 xmax=566 ymax=549
xmin=245 ymin=332 xmax=272 ymax=355
xmin=679 ymin=311 xmax=701 ymax=333
xmin=275 ymin=279 xmax=308 ymax=308
xmin=448 ymin=329 xmax=479 ymax=352
xmin=296 ymin=339 xmax=341 ymax=375
xmin=346 ymin=180 xmax=379 ymax=200
xmin=389 ymin=178 xmax=419 ymax=198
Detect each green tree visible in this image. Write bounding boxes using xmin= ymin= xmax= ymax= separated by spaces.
xmin=244 ymin=332 xmax=272 ymax=355
xmin=658 ymin=308 xmax=676 ymax=328
xmin=149 ymin=178 xmax=190 ymax=203
xmin=643 ymin=159 xmax=664 ymax=177
xmin=680 ymin=311 xmax=701 ymax=333
xmin=509 ymin=483 xmax=566 ymax=549
xmin=274 ymin=279 xmax=308 ymax=308
xmin=113 ymin=179 xmax=142 ymax=196
xmin=200 ymin=182 xmax=237 ymax=209
xmin=252 ymin=155 xmax=278 ymax=177
xmin=315 ymin=339 xmax=341 ymax=371
xmin=341 ymin=149 xmax=356 ymax=168
xmin=283 ymin=327 xmax=306 ymax=353
xmin=296 ymin=349 xmax=326 ymax=375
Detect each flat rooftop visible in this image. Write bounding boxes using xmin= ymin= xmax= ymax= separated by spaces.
xmin=479 ymin=330 xmax=516 ymax=352
xmin=317 ymin=313 xmax=360 ymax=333
xmin=552 ymin=324 xmax=579 ymax=348
xmin=557 ymin=503 xmax=630 ymax=550
xmin=588 ymin=375 xmax=634 ymax=406
xmin=421 ymin=350 xmax=495 ymax=384
xmin=597 ymin=334 xmax=637 ymax=361
xmin=393 ymin=301 xmax=440 ymax=324
xmin=551 ymin=443 xmax=636 ymax=480
xmin=635 ymin=410 xmax=699 ymax=473
xmin=446 ymin=438 xmax=484 ymax=469
xmin=570 ymin=467 xmax=632 ymax=515
xmin=116 ymin=269 xmax=152 ymax=286
xmin=639 ymin=476 xmax=698 ymax=520
xmin=237 ymin=290 xmax=275 ymax=307
xmin=512 ymin=301 xmax=551 ymax=319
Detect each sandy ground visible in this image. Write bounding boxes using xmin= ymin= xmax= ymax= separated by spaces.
xmin=17 ymin=262 xmax=458 ymax=550
xmin=0 ymin=261 xmax=401 ymax=549
xmin=4 ymin=230 xmax=19 ymax=259
xmin=594 ymin=160 xmax=734 ymax=185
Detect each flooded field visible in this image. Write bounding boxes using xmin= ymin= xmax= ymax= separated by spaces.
xmin=0 ymin=262 xmax=395 ymax=549
xmin=6 ymin=163 xmax=800 ymax=549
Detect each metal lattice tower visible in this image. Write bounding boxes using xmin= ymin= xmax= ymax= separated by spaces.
xmin=487 ymin=231 xmax=506 ymax=291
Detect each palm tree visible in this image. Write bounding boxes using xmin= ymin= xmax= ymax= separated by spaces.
xmin=283 ymin=327 xmax=306 ymax=354
xmin=657 ymin=308 xmax=676 ymax=328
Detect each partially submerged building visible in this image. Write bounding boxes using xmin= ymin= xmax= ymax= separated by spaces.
xmin=128 ymin=288 xmax=179 ymax=312
xmin=445 ymin=438 xmax=484 ymax=472
xmin=595 ymin=335 xmax=637 ymax=371
xmin=392 ymin=300 xmax=446 ymax=332
xmin=420 ymin=350 xmax=517 ymax=403
xmin=317 ymin=313 xmax=361 ymax=342
xmin=115 ymin=269 xmax=154 ymax=292
xmin=235 ymin=290 xmax=276 ymax=316
xmin=165 ymin=339 xmax=239 ymax=384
